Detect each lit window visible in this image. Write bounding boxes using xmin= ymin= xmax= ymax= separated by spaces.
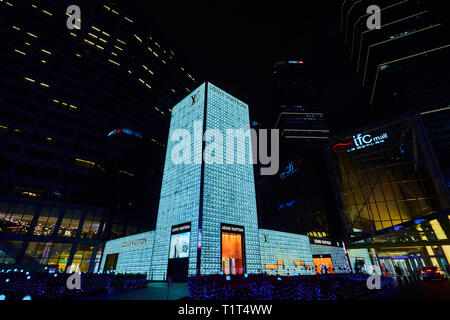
xmin=14 ymin=49 xmax=26 ymax=56
xmin=74 ymin=158 xmax=95 ymax=169
xmin=41 ymin=9 xmax=52 ymax=16
xmin=265 ymin=264 xmax=278 ymax=270
xmin=108 ymin=59 xmax=120 ymax=66
xmin=119 ymin=170 xmax=134 ymax=177
xmin=26 ymin=32 xmax=37 ymax=38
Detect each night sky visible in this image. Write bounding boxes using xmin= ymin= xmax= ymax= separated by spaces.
xmin=125 ymin=1 xmax=371 ymax=134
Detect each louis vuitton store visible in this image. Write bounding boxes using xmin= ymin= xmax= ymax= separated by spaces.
xmin=99 ymin=226 xmax=351 ymax=279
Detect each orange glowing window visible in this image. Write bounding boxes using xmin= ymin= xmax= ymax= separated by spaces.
xmin=277 ymin=260 xmax=284 ymax=265
xmin=294 ymin=261 xmax=305 ymax=266
xmin=313 ymin=257 xmax=334 ymax=274
xmin=221 ymin=232 xmax=243 ymax=275
xmin=265 ymin=264 xmax=278 ymax=270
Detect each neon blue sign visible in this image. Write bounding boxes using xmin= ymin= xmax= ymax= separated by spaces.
xmin=278 ymin=200 xmax=296 ymax=210
xmin=107 ymin=128 xmax=143 ymax=139
xmin=279 ymin=158 xmax=304 ymax=179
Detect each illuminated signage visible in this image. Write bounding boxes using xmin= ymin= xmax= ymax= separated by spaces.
xmin=171 ymin=223 xmax=191 ymax=234
xmin=279 ymin=158 xmax=304 ymax=179
xmin=288 ymin=60 xmax=304 ymax=64
xmin=190 ymin=91 xmax=200 ymax=106
xmin=278 ymin=200 xmax=296 ymax=210
xmin=333 ymin=132 xmax=388 ymax=153
xmin=310 ymin=238 xmax=342 ymax=247
xmin=107 ymin=128 xmax=142 ymax=139
xmin=221 ymin=224 xmax=244 ymax=234
xmin=122 ymin=238 xmax=147 ymax=248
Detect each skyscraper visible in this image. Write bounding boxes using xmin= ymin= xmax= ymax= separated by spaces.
xmin=0 ymin=0 xmax=197 ymax=272
xmin=336 ymin=0 xmax=450 ymax=275
xmin=340 ymin=0 xmax=450 ymax=119
xmin=256 ymin=59 xmax=340 ymax=239
xmin=151 ymin=83 xmax=261 ymax=281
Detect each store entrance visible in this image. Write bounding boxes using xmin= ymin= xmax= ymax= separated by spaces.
xmin=221 ymin=224 xmax=246 ymax=275
xmin=167 ymin=222 xmax=191 ymax=282
xmin=103 ymin=253 xmax=118 ymax=271
xmin=377 ymin=246 xmax=449 ymax=277
xmin=313 ymin=254 xmax=334 ymax=274
xmin=167 ymin=258 xmax=189 ymax=282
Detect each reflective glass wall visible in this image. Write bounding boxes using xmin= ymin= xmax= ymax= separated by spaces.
xmin=0 ymin=196 xmax=105 ymax=272
xmin=329 ymin=116 xmax=449 ymax=236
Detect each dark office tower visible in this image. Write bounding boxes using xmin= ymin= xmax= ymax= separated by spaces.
xmin=0 ymin=0 xmax=197 ymax=272
xmin=256 ymin=60 xmax=341 ymax=239
xmin=340 ymin=0 xmax=450 ymax=120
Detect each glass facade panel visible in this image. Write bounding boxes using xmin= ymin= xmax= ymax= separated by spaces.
xmin=0 ymin=240 xmax=23 ymax=264
xmin=330 ymin=117 xmax=449 ymax=236
xmin=72 ymin=244 xmax=95 ymax=272
xmin=33 ymin=207 xmax=59 ymax=236
xmin=80 ymin=212 xmax=101 ymax=239
xmin=58 ymin=209 xmax=82 ymax=237
xmin=0 ymin=202 xmax=36 ymax=234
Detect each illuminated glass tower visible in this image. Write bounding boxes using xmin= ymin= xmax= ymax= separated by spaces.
xmin=151 ymin=83 xmax=261 ymax=281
